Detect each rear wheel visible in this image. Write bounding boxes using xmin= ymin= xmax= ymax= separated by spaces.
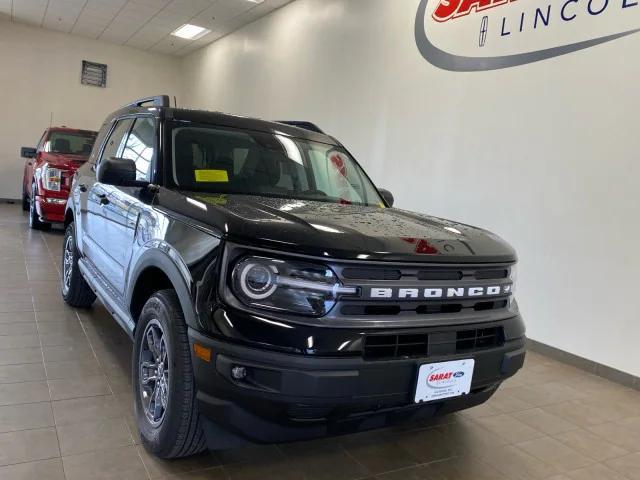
xmin=133 ymin=290 xmax=206 ymax=459
xmin=61 ymin=223 xmax=96 ymax=308
xmin=29 ymin=183 xmax=50 ymax=230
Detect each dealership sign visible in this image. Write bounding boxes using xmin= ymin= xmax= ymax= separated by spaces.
xmin=415 ymin=0 xmax=640 ymax=70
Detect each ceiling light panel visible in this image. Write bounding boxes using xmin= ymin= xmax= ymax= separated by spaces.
xmin=171 ymin=23 xmax=210 ymax=40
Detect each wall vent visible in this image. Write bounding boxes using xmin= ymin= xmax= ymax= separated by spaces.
xmin=81 ymin=60 xmax=107 ymax=88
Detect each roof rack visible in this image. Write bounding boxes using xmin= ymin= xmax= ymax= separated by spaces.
xmin=123 ymin=95 xmax=170 ymax=109
xmin=276 ymin=121 xmax=325 ymax=134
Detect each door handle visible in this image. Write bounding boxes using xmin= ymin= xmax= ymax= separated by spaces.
xmin=99 ymin=194 xmax=110 ymax=205
xmin=79 ymin=184 xmax=87 ymax=192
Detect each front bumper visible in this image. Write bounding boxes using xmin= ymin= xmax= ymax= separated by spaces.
xmin=188 ymin=322 xmax=526 ymax=443
xmin=35 ymin=195 xmax=66 ymax=223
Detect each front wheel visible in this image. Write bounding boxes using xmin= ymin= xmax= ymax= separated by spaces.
xmin=21 ymin=184 xmax=29 ymax=211
xmin=133 ymin=290 xmax=206 ymax=459
xmin=29 ymin=183 xmax=50 ymax=230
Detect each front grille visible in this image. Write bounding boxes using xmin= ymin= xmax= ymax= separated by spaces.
xmin=340 ymin=299 xmax=508 ymax=316
xmin=364 ymin=326 xmax=504 ymax=360
xmin=335 ymin=262 xmax=513 ymax=320
xmin=475 ymin=269 xmax=508 ymax=280
xmin=342 ymin=268 xmax=401 ymax=280
xmin=456 ymin=327 xmax=503 ymax=351
xmin=364 ymin=333 xmax=430 ymax=359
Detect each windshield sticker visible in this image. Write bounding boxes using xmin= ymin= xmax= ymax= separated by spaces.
xmin=194 ymin=170 xmax=229 ymax=183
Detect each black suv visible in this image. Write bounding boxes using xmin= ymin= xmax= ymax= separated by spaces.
xmin=61 ymin=95 xmax=525 ymax=458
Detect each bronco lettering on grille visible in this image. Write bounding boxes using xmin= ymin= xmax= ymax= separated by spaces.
xmin=368 ymin=284 xmax=511 ymax=300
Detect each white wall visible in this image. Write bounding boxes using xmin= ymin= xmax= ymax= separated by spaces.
xmin=181 ymin=0 xmax=640 ymax=376
xmin=0 ymin=19 xmax=181 ymax=198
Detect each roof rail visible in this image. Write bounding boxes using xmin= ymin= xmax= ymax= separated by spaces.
xmin=123 ymin=95 xmax=170 ymax=109
xmin=276 ymin=121 xmax=325 ymax=134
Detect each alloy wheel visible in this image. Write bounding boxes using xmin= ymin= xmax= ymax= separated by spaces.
xmin=139 ymin=319 xmax=170 ymax=426
xmin=29 ymin=194 xmax=35 ymax=227
xmin=62 ymin=234 xmax=74 ymax=294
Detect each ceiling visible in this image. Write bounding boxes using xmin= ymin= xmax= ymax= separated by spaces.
xmin=0 ymin=0 xmax=293 ymax=56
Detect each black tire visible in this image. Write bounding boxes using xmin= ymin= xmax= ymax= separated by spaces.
xmin=21 ymin=185 xmax=29 ymax=211
xmin=61 ymin=223 xmax=96 ymax=308
xmin=133 ymin=290 xmax=206 ymax=459
xmin=29 ymin=183 xmax=50 ymax=230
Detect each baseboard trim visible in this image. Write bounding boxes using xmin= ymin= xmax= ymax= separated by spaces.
xmin=527 ymin=339 xmax=639 ymax=391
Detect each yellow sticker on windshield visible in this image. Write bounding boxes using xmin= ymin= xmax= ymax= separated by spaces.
xmin=194 ymin=170 xmax=229 ymax=183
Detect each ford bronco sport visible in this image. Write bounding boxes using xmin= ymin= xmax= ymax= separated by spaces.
xmin=61 ymin=95 xmax=525 ymax=458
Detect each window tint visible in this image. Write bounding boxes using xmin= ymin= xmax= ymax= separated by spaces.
xmin=100 ymin=119 xmax=133 ymax=164
xmin=121 ymin=117 xmax=155 ymax=182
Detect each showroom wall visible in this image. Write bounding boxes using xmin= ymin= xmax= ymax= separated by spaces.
xmin=181 ymin=0 xmax=640 ymax=376
xmin=0 ymin=20 xmax=181 ymax=199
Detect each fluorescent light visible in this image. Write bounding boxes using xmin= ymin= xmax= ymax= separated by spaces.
xmin=171 ymin=24 xmax=210 ymax=40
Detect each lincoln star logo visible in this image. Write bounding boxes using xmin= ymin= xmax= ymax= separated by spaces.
xmin=367 ymin=284 xmax=511 ymax=299
xmin=415 ymin=0 xmax=640 ymax=71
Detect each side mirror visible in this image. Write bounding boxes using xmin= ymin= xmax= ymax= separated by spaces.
xmin=97 ymin=157 xmax=137 ymax=186
xmin=379 ymin=189 xmax=394 ymax=207
xmin=21 ymin=147 xmax=37 ymax=159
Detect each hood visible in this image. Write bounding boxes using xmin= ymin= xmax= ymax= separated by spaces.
xmin=157 ymin=190 xmax=516 ymax=263
xmin=40 ymin=152 xmax=88 ymax=171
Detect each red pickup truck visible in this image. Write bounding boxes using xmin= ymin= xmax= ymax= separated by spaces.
xmin=21 ymin=127 xmax=97 ymax=230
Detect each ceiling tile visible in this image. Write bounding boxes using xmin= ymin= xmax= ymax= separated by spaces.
xmin=86 ymin=0 xmax=127 ymax=7
xmin=6 ymin=0 xmax=296 ymax=56
xmin=71 ymin=22 xmax=105 ymax=38
xmin=12 ymin=0 xmax=47 ymax=25
xmin=163 ymin=0 xmax=212 ymax=17
xmin=154 ymin=9 xmax=193 ymax=25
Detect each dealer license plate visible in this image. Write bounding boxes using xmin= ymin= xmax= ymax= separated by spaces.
xmin=414 ymin=359 xmax=475 ymax=403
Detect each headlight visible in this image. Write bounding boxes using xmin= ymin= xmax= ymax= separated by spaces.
xmin=509 ymin=264 xmax=517 ymax=292
xmin=231 ymin=256 xmax=356 ymax=316
xmin=508 ymin=264 xmax=518 ymax=308
xmin=42 ymin=165 xmax=63 ymax=191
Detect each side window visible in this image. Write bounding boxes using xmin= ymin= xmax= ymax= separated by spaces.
xmin=100 ymin=119 xmax=133 ymax=164
xmin=121 ymin=117 xmax=155 ymax=182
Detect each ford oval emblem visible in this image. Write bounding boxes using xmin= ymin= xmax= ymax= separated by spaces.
xmin=453 ymin=371 xmax=464 ymax=378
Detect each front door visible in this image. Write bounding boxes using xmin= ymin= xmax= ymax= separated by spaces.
xmin=84 ymin=118 xmax=133 ymax=293
xmin=102 ymin=116 xmax=157 ymax=297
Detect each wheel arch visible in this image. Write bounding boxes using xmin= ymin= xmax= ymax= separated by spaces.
xmin=128 ymin=250 xmax=198 ymax=333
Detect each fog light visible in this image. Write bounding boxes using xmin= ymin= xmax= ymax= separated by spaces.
xmin=231 ymin=366 xmax=247 ymax=380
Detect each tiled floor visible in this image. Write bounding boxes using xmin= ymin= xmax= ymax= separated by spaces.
xmin=0 ymin=202 xmax=639 ymax=479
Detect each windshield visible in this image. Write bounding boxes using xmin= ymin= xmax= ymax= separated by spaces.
xmin=44 ymin=131 xmax=97 ymax=157
xmin=168 ymin=125 xmax=383 ymax=206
